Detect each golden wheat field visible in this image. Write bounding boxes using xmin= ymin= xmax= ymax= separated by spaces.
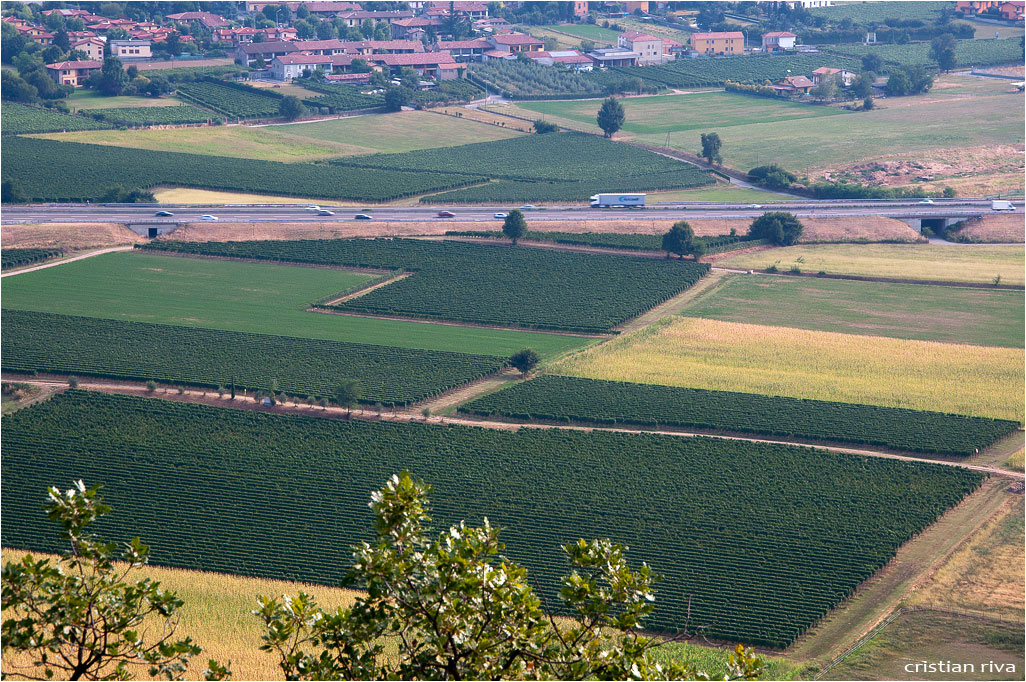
xmin=720 ymin=243 xmax=1026 ymax=285
xmin=0 ymin=548 xmax=357 ymax=681
xmin=551 ymin=318 xmax=1024 ymax=421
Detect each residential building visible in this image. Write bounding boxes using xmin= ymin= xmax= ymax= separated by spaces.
xmin=324 ymin=71 xmax=373 ymax=83
xmin=109 ymin=39 xmax=152 ymax=58
xmin=529 ymin=50 xmax=594 ymax=71
xmin=473 ymin=17 xmax=510 ymax=32
xmin=293 ymin=39 xmax=350 ymax=55
xmin=574 ymin=2 xmax=590 ymax=17
xmin=41 ymin=8 xmax=93 ymax=18
xmin=762 ymin=31 xmax=797 ymax=52
xmin=998 ymin=1 xmax=1025 ymax=20
xmin=618 ymin=30 xmax=664 ymax=64
xmin=45 ymin=59 xmax=102 ymax=87
xmin=955 ymin=1 xmax=1001 ymax=14
xmin=164 ymin=11 xmax=230 ymax=28
xmin=272 ymin=52 xmax=334 ymax=80
xmin=342 ymin=39 xmax=424 ymax=54
xmin=426 ymin=1 xmax=489 ymax=19
xmin=436 ymin=38 xmax=491 ymax=61
xmin=235 ymin=40 xmax=300 ymax=66
xmin=372 ymin=52 xmax=466 ymax=79
xmin=770 ymin=74 xmax=814 ymax=94
xmin=334 ymin=10 xmax=415 ymax=27
xmin=587 ymin=47 xmax=640 ymax=67
xmin=486 ymin=32 xmax=544 ymax=53
xmin=623 ymin=1 xmax=649 ymax=13
xmin=811 ymin=66 xmax=855 ymax=86
xmin=662 ymin=37 xmax=685 ymax=58
xmin=690 ymin=31 xmax=744 ymax=55
xmin=391 ymin=16 xmax=444 ymax=38
xmin=72 ymin=37 xmax=105 ymax=61
xmin=246 ymin=1 xmax=363 ymax=14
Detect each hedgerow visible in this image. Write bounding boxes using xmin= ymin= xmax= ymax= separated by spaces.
xmin=460 ymin=375 xmax=1021 ymax=457
xmin=1 ymin=248 xmax=63 ymax=270
xmin=1 ymin=390 xmax=984 ymax=647
xmin=2 ymin=310 xmax=503 ymax=406
xmin=139 ymin=238 xmax=710 ymax=332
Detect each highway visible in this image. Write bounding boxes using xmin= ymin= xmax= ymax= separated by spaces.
xmin=2 ymin=198 xmax=1022 ymax=224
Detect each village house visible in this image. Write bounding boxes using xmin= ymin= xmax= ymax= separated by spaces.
xmin=372 ymin=51 xmax=466 ymax=79
xmin=811 ymin=66 xmax=856 ymax=86
xmin=164 ymin=11 xmax=230 ymax=28
xmin=762 ymin=31 xmax=797 ymax=52
xmin=690 ymin=31 xmax=745 ymax=55
xmin=236 ymin=40 xmax=300 ymax=66
xmin=998 ymin=1 xmax=1025 ymax=20
xmin=618 ymin=30 xmax=665 ymax=64
xmin=771 ymin=74 xmax=815 ymax=94
xmin=486 ymin=32 xmax=544 ymax=53
xmin=334 ymin=10 xmax=415 ymax=27
xmin=391 ymin=16 xmax=444 ymax=39
xmin=45 ymin=59 xmax=102 ymax=87
xmin=436 ymin=38 xmax=491 ymax=61
xmin=586 ymin=46 xmax=640 ymax=67
xmin=72 ymin=37 xmax=105 ymax=61
xmin=109 ymin=39 xmax=152 ymax=59
xmin=272 ymin=52 xmax=334 ymax=80
xmin=529 ymin=50 xmax=594 ymax=71
xmin=425 ymin=1 xmax=489 ymax=19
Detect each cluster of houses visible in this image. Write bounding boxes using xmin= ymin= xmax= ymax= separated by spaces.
xmin=955 ymin=0 xmax=1025 ymax=21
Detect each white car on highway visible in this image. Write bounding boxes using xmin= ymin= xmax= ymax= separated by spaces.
xmin=918 ymin=198 xmax=935 ymax=205
xmin=200 ymin=215 xmax=219 ymax=221
xmin=305 ymin=205 xmax=321 ymax=211
xmin=493 ymin=212 xmax=508 ymax=219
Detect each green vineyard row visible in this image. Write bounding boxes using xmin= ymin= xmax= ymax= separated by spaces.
xmin=460 ymin=375 xmax=1021 ymax=457
xmin=138 ymin=239 xmax=710 ymax=332
xmin=1 ymin=102 xmax=112 ymax=135
xmin=1 ymin=391 xmax=983 ymax=648
xmin=1 ymin=248 xmax=63 ymax=270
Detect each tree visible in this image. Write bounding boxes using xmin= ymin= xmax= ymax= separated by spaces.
xmin=885 ymin=69 xmax=911 ymax=96
xmin=862 ymin=95 xmax=874 ymax=110
xmin=317 ymin=20 xmax=337 ymax=40
xmin=97 ymin=55 xmax=127 ymax=96
xmin=297 ymin=3 xmax=310 ymax=19
xmin=279 ymin=94 xmax=305 ymax=120
xmin=749 ymin=211 xmax=804 ymax=246
xmin=2 ymin=179 xmax=26 ymax=203
xmin=1 ymin=70 xmax=38 ymax=103
xmin=384 ymin=85 xmax=411 ymax=112
xmin=860 ymin=53 xmax=883 ymax=73
xmin=930 ymin=33 xmax=957 ymax=72
xmin=53 ymin=29 xmax=70 ymax=52
xmin=165 ymin=30 xmax=181 ymax=56
xmin=254 ymin=472 xmax=766 ymax=681
xmin=851 ymin=71 xmax=875 ymax=98
xmin=580 ymin=39 xmax=595 ymax=52
xmin=809 ymin=74 xmax=835 ymax=102
xmin=661 ymin=221 xmax=695 ymax=259
xmin=1 ymin=481 xmax=230 ymax=681
xmin=509 ymin=348 xmax=540 ymax=374
xmin=700 ymin=132 xmax=722 ymax=164
xmin=334 ymin=379 xmax=362 ymax=414
xmin=596 ymin=96 xmax=624 ymax=138
xmin=533 ymin=119 xmax=558 ymax=134
xmin=502 ymin=209 xmax=528 ymax=245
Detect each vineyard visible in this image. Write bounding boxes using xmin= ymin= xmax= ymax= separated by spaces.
xmin=1 ymin=136 xmax=481 ymax=202
xmin=331 ymin=133 xmax=713 ymax=202
xmin=176 ymin=79 xmax=282 ymax=118
xmin=469 ymin=60 xmax=605 ymax=98
xmin=1 ymin=248 xmax=63 ymax=270
xmin=809 ymin=1 xmax=949 ymax=24
xmin=411 ymin=79 xmax=487 ymax=105
xmin=460 ymin=375 xmax=1020 ymax=457
xmin=611 ymin=53 xmax=859 ymax=88
xmin=1 ymin=102 xmax=112 ymax=134
xmin=827 ymin=38 xmax=1026 ymax=68
xmin=1 ymin=391 xmax=984 ymax=647
xmin=139 ymin=239 xmax=710 ymax=332
xmin=2 ymin=310 xmax=504 ymax=406
xmin=444 ymin=230 xmax=765 ymax=254
xmin=299 ymin=82 xmax=385 ymax=113
xmin=85 ymin=105 xmax=224 ymax=126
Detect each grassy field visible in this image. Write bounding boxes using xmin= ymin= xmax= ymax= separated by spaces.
xmin=827 ymin=610 xmax=1024 ymax=681
xmin=720 ymin=244 xmax=1026 ymax=285
xmin=968 ymin=19 xmax=1026 ymax=40
xmin=0 ymin=252 xmax=588 ymax=358
xmin=527 ymin=26 xmax=600 ymax=50
xmin=541 ymin=23 xmax=621 ymax=42
xmin=551 ymin=317 xmax=1024 ymax=421
xmin=0 ymin=548 xmax=357 ymax=681
xmin=34 ymin=111 xmax=524 ymax=163
xmin=646 ymin=184 xmax=792 ymax=202
xmin=66 ymin=90 xmax=187 ymax=110
xmin=519 ymin=91 xmax=850 ymax=136
xmin=910 ymin=496 xmax=1025 ymax=623
xmin=681 ymin=274 xmax=1025 ymax=347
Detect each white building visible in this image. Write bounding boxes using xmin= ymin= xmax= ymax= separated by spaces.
xmin=272 ymin=52 xmax=334 ymax=81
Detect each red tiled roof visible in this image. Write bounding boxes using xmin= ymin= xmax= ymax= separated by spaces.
xmin=164 ymin=11 xmax=229 ymax=26
xmin=376 ymin=52 xmax=460 ymax=66
xmin=46 ymin=60 xmax=103 ymax=70
xmin=552 ymin=53 xmax=593 ymax=64
xmin=763 ymin=31 xmax=797 ymax=38
xmin=437 ymin=39 xmax=491 ymax=49
xmin=293 ymin=39 xmax=348 ymax=51
xmin=325 ymin=72 xmax=372 ymax=82
xmin=483 ymin=49 xmax=510 ymax=57
xmin=275 ymin=52 xmax=334 ymax=65
xmin=691 ymin=31 xmax=744 ymax=40
xmin=392 ymin=16 xmax=444 ymax=27
xmin=489 ymin=33 xmax=543 ymax=45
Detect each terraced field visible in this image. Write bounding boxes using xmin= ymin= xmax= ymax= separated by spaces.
xmin=2 ymin=391 xmax=984 ymax=648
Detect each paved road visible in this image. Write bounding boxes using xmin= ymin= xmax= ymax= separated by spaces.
xmin=2 ymin=199 xmax=1022 ymax=224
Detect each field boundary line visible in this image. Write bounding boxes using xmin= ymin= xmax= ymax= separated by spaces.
xmin=316 ymin=271 xmax=411 ymax=305
xmin=305 ymin=308 xmax=613 ymax=338
xmin=1 ymin=246 xmax=135 ymax=277
xmin=712 ymin=266 xmax=1026 ymax=290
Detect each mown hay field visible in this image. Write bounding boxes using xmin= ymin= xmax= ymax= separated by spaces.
xmin=0 ymin=222 xmax=144 ymax=250
xmin=721 ymin=243 xmax=1026 ymax=285
xmin=551 ymin=317 xmax=1024 ymax=421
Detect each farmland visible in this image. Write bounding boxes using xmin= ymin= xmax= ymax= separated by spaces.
xmin=808 ymin=1 xmax=949 ymax=24
xmin=140 ymin=239 xmax=710 ymax=332
xmin=86 ymin=105 xmax=223 ymax=126
xmin=3 ymin=310 xmax=504 ymax=406
xmin=176 ymin=79 xmax=282 ymax=118
xmin=516 ymin=91 xmax=850 ymax=136
xmin=681 ymin=274 xmax=1025 ymax=347
xmin=612 ymin=53 xmax=858 ymax=88
xmin=445 ymin=230 xmax=763 ymax=254
xmin=552 ymin=317 xmax=1025 ymax=421
xmin=1 ymin=390 xmax=984 ymax=647
xmin=720 ymin=244 xmax=1026 ymax=285
xmin=461 ymin=375 xmax=1020 ymax=457
xmin=828 ymin=37 xmax=1026 ymax=68
xmin=2 ymin=137 xmax=480 ymax=202
xmin=1 ymin=248 xmax=63 ymax=270
xmin=65 ymin=89 xmax=187 ymax=109
xmin=0 ymin=251 xmax=585 ymax=357
xmin=1 ymin=102 xmax=112 ymax=134
xmin=299 ymin=82 xmax=384 ymax=113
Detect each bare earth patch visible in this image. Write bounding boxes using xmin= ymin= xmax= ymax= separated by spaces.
xmin=1 ymin=223 xmax=144 ymax=250
xmin=951 ymin=214 xmax=1026 ymax=243
xmin=172 ymin=217 xmax=921 ymax=243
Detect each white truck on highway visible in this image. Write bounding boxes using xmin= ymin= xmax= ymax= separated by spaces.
xmin=991 ymin=200 xmax=1015 ymax=212
xmin=590 ymin=193 xmax=646 ymax=208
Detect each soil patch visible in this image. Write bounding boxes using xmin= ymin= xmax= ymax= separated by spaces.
xmin=951 ymin=214 xmax=1025 ymax=243
xmin=1 ymin=223 xmax=145 ymax=250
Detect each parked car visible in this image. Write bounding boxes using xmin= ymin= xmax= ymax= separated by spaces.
xmin=519 ymin=204 xmax=536 ymax=210
xmin=200 ymin=215 xmax=218 ymax=221
xmin=493 ymin=212 xmax=508 ymax=219
xmin=437 ymin=210 xmax=456 ymax=218
xmin=355 ymin=214 xmax=373 ymax=220
xmin=317 ymin=209 xmax=335 ymax=216
xmin=305 ymin=205 xmax=321 ymax=212
xmin=918 ymin=198 xmax=935 ymax=205
xmin=155 ymin=210 xmax=174 ymax=217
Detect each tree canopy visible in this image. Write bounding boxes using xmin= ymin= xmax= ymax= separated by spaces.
xmin=749 ymin=212 xmax=804 ymax=246
xmin=930 ymin=33 xmax=957 ymax=72
xmin=700 ymin=132 xmax=722 ymax=165
xmin=596 ymin=96 xmax=625 ymax=138
xmin=661 ymin=221 xmax=696 ymax=259
xmin=502 ymin=209 xmax=528 ymax=245
xmin=278 ymin=94 xmax=305 ymax=121
xmin=509 ymin=348 xmax=541 ymax=374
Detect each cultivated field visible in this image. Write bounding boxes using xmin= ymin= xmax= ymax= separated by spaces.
xmin=720 ymin=243 xmax=1026 ymax=285
xmin=681 ymin=274 xmax=1025 ymax=347
xmin=552 ymin=317 xmax=1025 ymax=421
xmin=66 ymin=89 xmax=187 ymax=109
xmin=0 ymin=251 xmax=586 ymax=357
